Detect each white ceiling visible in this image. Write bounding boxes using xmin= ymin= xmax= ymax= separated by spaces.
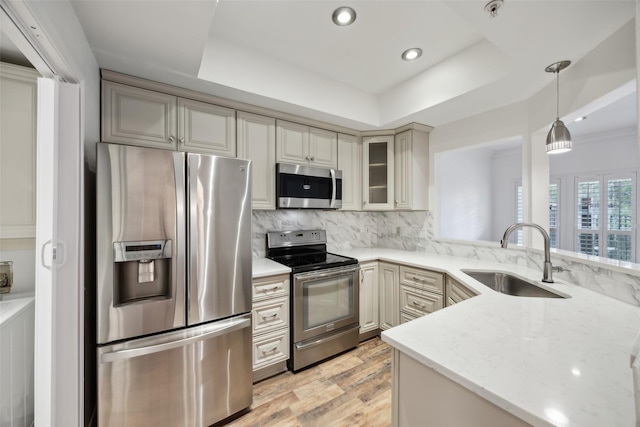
xmin=7 ymin=0 xmax=636 ymax=133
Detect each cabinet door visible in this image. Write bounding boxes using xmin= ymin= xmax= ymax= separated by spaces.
xmin=178 ymin=98 xmax=235 ymax=156
xmin=379 ymin=262 xmax=399 ymax=330
xmin=276 ymin=120 xmax=309 ymax=164
xmin=359 ymin=262 xmax=379 ymax=334
xmin=446 ymin=276 xmax=478 ymax=306
xmin=394 ymin=130 xmax=412 ymax=210
xmin=363 ymin=136 xmax=394 ymax=210
xmin=309 ymin=127 xmax=338 ymax=168
xmin=337 ymin=133 xmax=362 ymax=210
xmin=102 ymin=81 xmax=177 ymax=149
xmin=237 ymin=112 xmax=276 ymax=209
xmin=0 ymin=63 xmax=38 ymax=238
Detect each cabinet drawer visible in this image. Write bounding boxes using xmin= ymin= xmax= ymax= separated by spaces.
xmin=252 ymin=328 xmax=290 ymax=370
xmin=446 ymin=276 xmax=478 ymax=306
xmin=400 ymin=284 xmax=443 ymax=317
xmin=252 ymin=296 xmax=289 ymax=335
xmin=399 ymin=266 xmax=444 ymax=294
xmin=253 ymin=274 xmax=289 ymax=301
xmin=400 ymin=311 xmax=418 ymax=324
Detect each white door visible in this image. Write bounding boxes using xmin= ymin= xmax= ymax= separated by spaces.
xmin=35 ymin=78 xmax=83 ymax=427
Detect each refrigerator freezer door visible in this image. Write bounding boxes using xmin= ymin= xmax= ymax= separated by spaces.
xmin=96 ymin=143 xmax=186 ymax=344
xmin=97 ymin=313 xmax=253 ymax=427
xmin=188 ymin=154 xmax=252 ymax=325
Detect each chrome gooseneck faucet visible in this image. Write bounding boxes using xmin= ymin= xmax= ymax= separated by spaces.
xmin=500 ymin=222 xmax=554 ymax=283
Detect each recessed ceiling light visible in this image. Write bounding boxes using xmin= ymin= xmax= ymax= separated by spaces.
xmin=574 ymin=116 xmax=587 ymax=122
xmin=401 ymin=48 xmax=422 ymax=61
xmin=332 ymin=7 xmax=356 ymax=26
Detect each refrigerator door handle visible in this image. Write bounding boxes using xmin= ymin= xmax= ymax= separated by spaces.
xmin=100 ymin=316 xmax=250 ymax=364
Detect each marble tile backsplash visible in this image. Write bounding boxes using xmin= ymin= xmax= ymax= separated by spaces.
xmin=253 ymin=209 xmax=640 ymax=307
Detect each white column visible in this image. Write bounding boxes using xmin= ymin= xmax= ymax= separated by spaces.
xmin=521 ymin=129 xmax=550 ymax=249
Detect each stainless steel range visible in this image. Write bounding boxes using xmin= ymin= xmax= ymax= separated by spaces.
xmin=266 ymin=230 xmax=359 ymax=372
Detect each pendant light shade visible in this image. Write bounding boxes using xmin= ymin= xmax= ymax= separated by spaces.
xmin=546 ymin=120 xmax=572 ymax=153
xmin=545 ymin=60 xmax=572 ymax=154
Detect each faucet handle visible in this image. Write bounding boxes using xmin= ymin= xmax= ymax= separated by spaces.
xmin=552 ymin=266 xmax=570 ymax=273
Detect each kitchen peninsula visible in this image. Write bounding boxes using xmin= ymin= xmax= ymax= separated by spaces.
xmin=255 ymin=249 xmax=640 ymax=427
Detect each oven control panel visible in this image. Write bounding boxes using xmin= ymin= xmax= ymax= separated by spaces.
xmin=267 ymin=229 xmax=327 ymax=248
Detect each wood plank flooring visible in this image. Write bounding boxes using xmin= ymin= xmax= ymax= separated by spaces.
xmin=226 ymin=337 xmax=392 ymax=427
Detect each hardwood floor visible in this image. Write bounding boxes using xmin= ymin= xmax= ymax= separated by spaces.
xmin=226 ymin=337 xmax=392 ymax=427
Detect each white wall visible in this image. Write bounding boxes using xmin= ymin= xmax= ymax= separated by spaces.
xmin=438 ymin=148 xmax=493 ymax=241
xmin=491 ymin=147 xmax=523 ymax=241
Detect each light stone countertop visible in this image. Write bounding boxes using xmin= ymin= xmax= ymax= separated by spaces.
xmin=0 ymin=296 xmax=35 ymax=327
xmin=333 ymin=248 xmax=640 ymax=427
xmin=252 ymin=256 xmax=291 ymax=278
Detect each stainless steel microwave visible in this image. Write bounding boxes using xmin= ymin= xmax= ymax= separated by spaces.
xmin=276 ymin=163 xmax=342 ymax=209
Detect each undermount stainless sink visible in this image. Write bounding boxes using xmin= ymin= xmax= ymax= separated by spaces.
xmin=461 ymin=270 xmax=567 ymax=299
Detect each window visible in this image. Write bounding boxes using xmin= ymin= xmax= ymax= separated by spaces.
xmin=549 ymin=181 xmax=559 ymax=249
xmin=574 ymin=173 xmax=635 ymax=262
xmin=514 ymin=182 xmax=558 ymax=248
xmin=515 ymin=183 xmax=523 ymax=245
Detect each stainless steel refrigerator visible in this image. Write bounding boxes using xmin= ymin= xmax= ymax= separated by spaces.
xmin=96 ymin=143 xmax=253 ymax=427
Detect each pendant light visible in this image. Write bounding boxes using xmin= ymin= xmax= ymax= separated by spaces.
xmin=545 ymin=60 xmax=572 ymax=154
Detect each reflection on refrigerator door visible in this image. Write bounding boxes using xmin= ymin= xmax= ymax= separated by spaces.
xmin=96 ymin=143 xmax=253 ymax=426
xmin=97 ymin=314 xmax=252 ymax=427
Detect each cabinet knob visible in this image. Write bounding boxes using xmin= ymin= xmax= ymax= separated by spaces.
xmin=310 ymin=156 xmax=315 ymax=161
xmin=168 ymin=136 xmax=175 ymax=142
xmin=305 ymin=156 xmax=310 ymax=161
xmin=179 ymin=137 xmax=185 ymax=144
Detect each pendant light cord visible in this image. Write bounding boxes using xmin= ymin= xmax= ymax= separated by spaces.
xmin=555 ymin=71 xmax=560 ymax=121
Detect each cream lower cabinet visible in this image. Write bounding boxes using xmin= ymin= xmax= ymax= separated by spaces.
xmin=392 ymin=350 xmax=531 ymax=427
xmin=0 ymin=63 xmax=38 ymax=239
xmin=359 ymin=262 xmax=379 ymax=339
xmin=399 ymin=265 xmax=444 ymax=323
xmin=251 ymin=274 xmax=290 ymax=382
xmin=102 ymin=81 xmax=236 ymax=156
xmin=237 ymin=112 xmax=276 ymax=209
xmin=379 ymin=262 xmax=400 ymax=330
xmin=446 ymin=275 xmax=479 ymax=306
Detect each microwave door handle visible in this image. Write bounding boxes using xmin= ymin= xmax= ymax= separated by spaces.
xmin=330 ymin=168 xmax=337 ymax=208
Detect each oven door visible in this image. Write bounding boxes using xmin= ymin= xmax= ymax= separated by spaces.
xmin=293 ymin=264 xmax=359 ymax=343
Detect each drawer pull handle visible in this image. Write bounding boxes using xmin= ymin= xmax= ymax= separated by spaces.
xmin=261 ymin=346 xmax=279 ymax=354
xmin=412 ymin=301 xmax=427 ymax=309
xmin=261 ymin=313 xmax=278 ymax=321
xmin=261 ymin=285 xmax=280 ymax=292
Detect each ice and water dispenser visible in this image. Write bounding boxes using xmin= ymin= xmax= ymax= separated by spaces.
xmin=113 ymin=239 xmax=173 ymax=305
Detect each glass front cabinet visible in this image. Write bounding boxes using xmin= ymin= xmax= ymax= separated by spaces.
xmin=363 ymin=135 xmax=394 ymax=210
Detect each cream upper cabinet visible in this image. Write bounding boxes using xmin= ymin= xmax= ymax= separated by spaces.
xmin=308 ymin=127 xmax=338 ymax=168
xmin=237 ymin=111 xmax=276 ymax=210
xmin=276 ymin=120 xmax=337 ymax=168
xmin=363 ymin=136 xmax=394 ymax=210
xmin=337 ymin=133 xmax=362 ymax=210
xmin=0 ymin=63 xmax=39 ymax=239
xmin=102 ymin=81 xmax=177 ymax=149
xmin=394 ymin=129 xmax=429 ymax=210
xmin=102 ymin=81 xmax=236 ymax=156
xmin=379 ymin=262 xmax=400 ymax=330
xmin=178 ymin=98 xmax=235 ymax=156
xmin=359 ymin=262 xmax=379 ymax=336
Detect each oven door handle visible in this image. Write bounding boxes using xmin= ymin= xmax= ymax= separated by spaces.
xmin=294 ymin=264 xmax=359 ymax=282
xmin=330 ymin=168 xmax=337 ymax=209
